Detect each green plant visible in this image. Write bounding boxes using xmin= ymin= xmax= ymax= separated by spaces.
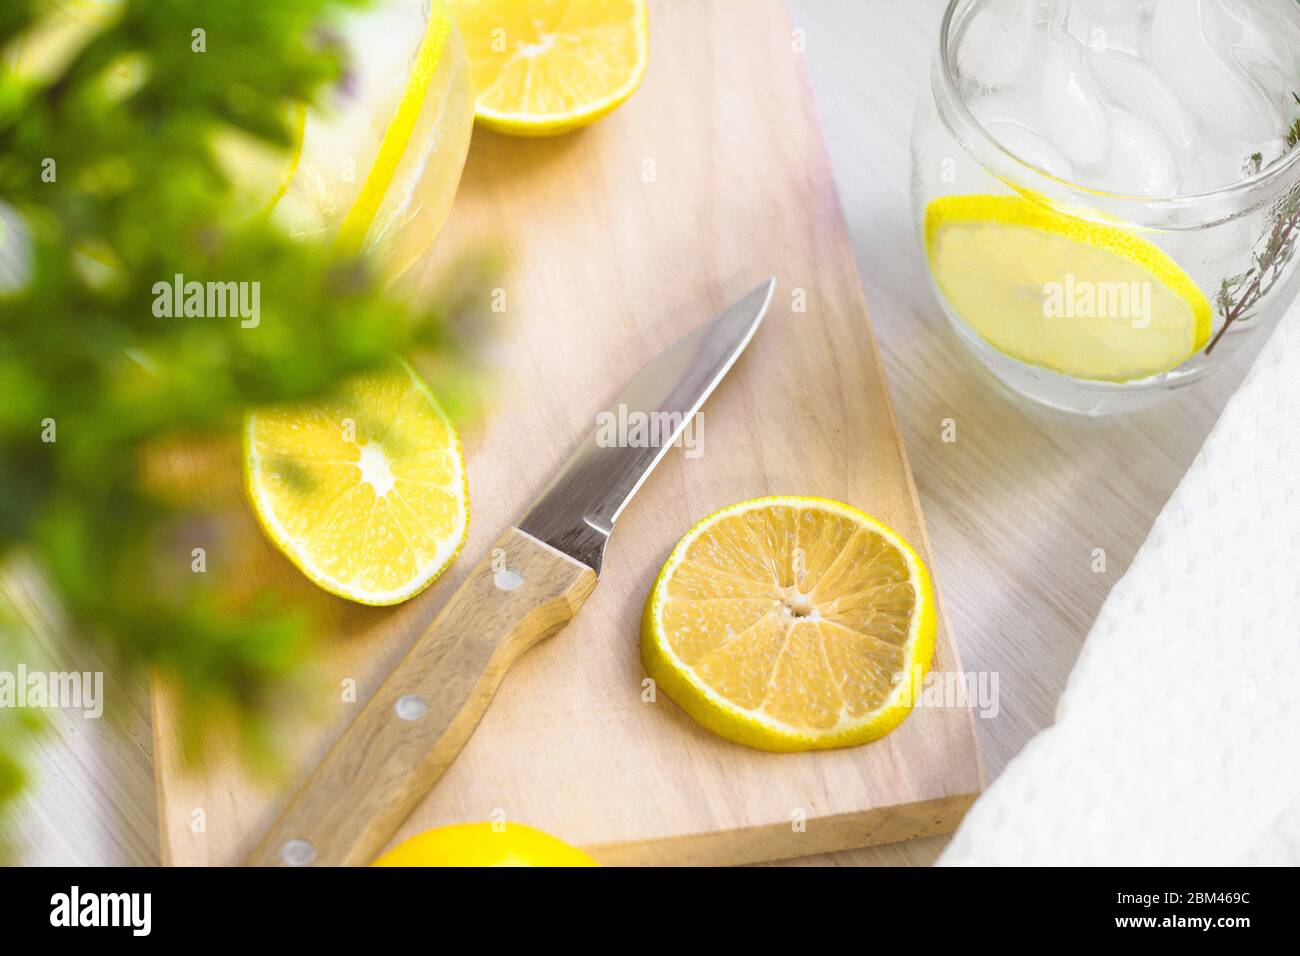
xmin=1211 ymin=93 xmax=1300 ymax=354
xmin=0 ymin=0 xmax=488 ymax=839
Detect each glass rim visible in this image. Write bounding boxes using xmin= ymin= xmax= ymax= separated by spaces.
xmin=935 ymin=0 xmax=1300 ymax=224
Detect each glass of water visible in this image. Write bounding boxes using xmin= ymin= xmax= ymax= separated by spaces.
xmin=911 ymin=0 xmax=1300 ymax=415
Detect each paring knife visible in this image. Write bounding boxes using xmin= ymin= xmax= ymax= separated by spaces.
xmin=246 ymin=278 xmax=776 ymax=866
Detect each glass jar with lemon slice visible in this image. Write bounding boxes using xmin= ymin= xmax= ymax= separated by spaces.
xmin=266 ymin=0 xmax=475 ymax=281
xmin=911 ymin=0 xmax=1300 ymax=415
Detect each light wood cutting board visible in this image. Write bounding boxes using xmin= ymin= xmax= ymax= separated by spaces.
xmin=153 ymin=0 xmax=985 ymax=867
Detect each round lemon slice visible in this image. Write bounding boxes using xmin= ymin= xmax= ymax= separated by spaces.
xmin=642 ymin=497 xmax=937 ymax=752
xmin=452 ymin=0 xmax=649 ymax=136
xmin=925 ymin=194 xmax=1212 ymax=382
xmin=244 ymin=361 xmax=469 ymax=606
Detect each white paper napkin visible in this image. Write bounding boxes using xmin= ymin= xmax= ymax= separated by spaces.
xmin=939 ymin=297 xmax=1300 ymax=866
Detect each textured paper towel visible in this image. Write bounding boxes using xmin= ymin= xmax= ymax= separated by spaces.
xmin=939 ymin=299 xmax=1300 ymax=866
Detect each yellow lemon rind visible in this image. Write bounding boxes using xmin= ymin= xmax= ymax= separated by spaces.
xmin=263 ymin=103 xmax=307 ymax=216
xmin=336 ymin=6 xmax=455 ymax=253
xmin=371 ymin=822 xmax=598 ymax=867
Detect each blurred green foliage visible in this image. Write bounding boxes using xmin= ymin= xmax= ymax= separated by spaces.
xmin=0 ymin=0 xmax=486 ymax=842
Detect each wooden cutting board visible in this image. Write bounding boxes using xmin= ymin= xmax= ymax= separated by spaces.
xmin=153 ymin=0 xmax=984 ymax=866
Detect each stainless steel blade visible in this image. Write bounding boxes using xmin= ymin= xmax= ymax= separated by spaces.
xmin=518 ymin=278 xmax=775 ymax=574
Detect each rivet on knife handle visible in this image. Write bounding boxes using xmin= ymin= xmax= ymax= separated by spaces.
xmin=243 ymin=527 xmax=596 ymax=867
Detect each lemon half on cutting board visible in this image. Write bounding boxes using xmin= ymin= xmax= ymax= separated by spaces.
xmin=452 ymin=0 xmax=649 ymax=135
xmin=925 ymin=194 xmax=1212 ymax=382
xmin=244 ymin=361 xmax=469 ymax=606
xmin=642 ymin=497 xmax=936 ymax=752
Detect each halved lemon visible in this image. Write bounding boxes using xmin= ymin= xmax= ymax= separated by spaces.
xmin=452 ymin=0 xmax=649 ymax=136
xmin=244 ymin=361 xmax=469 ymax=606
xmin=642 ymin=497 xmax=937 ymax=752
xmin=372 ymin=823 xmax=597 ymax=867
xmin=925 ymin=194 xmax=1212 ymax=382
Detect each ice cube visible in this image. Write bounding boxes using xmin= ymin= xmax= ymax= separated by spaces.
xmin=1065 ymin=0 xmax=1154 ymax=55
xmin=1225 ymin=0 xmax=1300 ymax=138
xmin=1149 ymin=0 xmax=1284 ymax=144
xmin=1088 ymin=51 xmax=1198 ymax=153
xmin=1224 ymin=0 xmax=1300 ymax=75
xmin=967 ymin=89 xmax=1041 ymax=129
xmin=956 ymin=0 xmax=1042 ymax=91
xmin=1039 ymin=35 xmax=1110 ymax=169
xmin=1100 ymin=111 xmax=1181 ymax=195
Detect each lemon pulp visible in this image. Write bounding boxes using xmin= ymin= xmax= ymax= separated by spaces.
xmin=244 ymin=361 xmax=469 ymax=606
xmin=925 ymin=194 xmax=1212 ymax=382
xmin=452 ymin=0 xmax=649 ymax=136
xmin=642 ymin=497 xmax=937 ymax=752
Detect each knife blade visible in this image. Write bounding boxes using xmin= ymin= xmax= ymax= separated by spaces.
xmin=245 ymin=278 xmax=776 ymax=866
xmin=519 ymin=277 xmax=775 ymax=573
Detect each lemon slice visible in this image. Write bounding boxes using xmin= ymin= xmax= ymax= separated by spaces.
xmin=244 ymin=361 xmax=469 ymax=606
xmin=452 ymin=0 xmax=649 ymax=136
xmin=925 ymin=194 xmax=1212 ymax=382
xmin=642 ymin=497 xmax=937 ymax=752
xmin=372 ymin=823 xmax=597 ymax=867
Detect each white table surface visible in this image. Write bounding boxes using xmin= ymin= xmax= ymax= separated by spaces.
xmin=9 ymin=0 xmax=1270 ymax=866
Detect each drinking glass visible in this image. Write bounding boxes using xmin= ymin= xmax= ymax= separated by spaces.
xmin=911 ymin=0 xmax=1300 ymax=414
xmin=274 ymin=0 xmax=476 ymax=282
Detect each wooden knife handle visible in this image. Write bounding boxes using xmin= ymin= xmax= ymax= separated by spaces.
xmin=244 ymin=527 xmax=597 ymax=866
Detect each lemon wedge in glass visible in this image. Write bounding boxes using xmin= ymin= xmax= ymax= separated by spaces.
xmin=925 ymin=194 xmax=1212 ymax=382
xmin=642 ymin=497 xmax=937 ymax=752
